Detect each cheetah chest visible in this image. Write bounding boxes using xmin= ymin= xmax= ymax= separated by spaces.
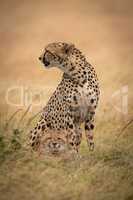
xmin=71 ymin=83 xmax=94 ymax=122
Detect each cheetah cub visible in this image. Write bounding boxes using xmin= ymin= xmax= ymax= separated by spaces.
xmin=38 ymin=130 xmax=68 ymax=155
xmin=30 ymin=42 xmax=100 ymax=155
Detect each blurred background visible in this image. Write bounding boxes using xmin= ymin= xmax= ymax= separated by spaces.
xmin=0 ymin=2 xmax=133 ymax=200
xmin=0 ymin=0 xmax=133 ymax=119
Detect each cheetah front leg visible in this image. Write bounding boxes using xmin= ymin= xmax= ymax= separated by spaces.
xmin=85 ymin=111 xmax=95 ymax=151
xmin=66 ymin=126 xmax=82 ymax=160
xmin=66 ymin=120 xmax=82 ymax=153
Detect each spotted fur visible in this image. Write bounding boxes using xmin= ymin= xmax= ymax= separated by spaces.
xmin=30 ymin=42 xmax=100 ymax=155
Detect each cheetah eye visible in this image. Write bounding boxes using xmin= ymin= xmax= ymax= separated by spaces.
xmin=45 ymin=51 xmax=55 ymax=60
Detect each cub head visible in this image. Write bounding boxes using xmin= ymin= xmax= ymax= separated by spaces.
xmin=39 ymin=131 xmax=68 ymax=155
xmin=38 ymin=42 xmax=74 ymax=72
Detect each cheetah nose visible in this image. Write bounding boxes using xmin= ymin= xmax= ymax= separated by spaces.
xmin=38 ymin=56 xmax=41 ymax=60
xmin=44 ymin=60 xmax=50 ymax=67
xmin=53 ymin=142 xmax=57 ymax=147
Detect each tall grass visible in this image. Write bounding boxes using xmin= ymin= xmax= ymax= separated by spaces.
xmin=0 ymin=106 xmax=133 ymax=200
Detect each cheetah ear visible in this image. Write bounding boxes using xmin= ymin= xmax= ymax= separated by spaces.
xmin=63 ymin=43 xmax=75 ymax=55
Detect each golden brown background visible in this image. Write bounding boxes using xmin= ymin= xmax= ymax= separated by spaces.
xmin=0 ymin=0 xmax=133 ymax=118
xmin=0 ymin=1 xmax=133 ymax=200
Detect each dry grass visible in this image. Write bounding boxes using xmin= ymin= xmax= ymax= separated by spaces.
xmin=0 ymin=103 xmax=133 ymax=200
xmin=0 ymin=0 xmax=133 ymax=199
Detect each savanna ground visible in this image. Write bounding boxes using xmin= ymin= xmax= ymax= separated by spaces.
xmin=0 ymin=0 xmax=133 ymax=200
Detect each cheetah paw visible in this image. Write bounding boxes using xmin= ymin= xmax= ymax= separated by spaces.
xmin=89 ymin=142 xmax=94 ymax=151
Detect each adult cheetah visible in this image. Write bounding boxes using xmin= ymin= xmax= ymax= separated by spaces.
xmin=29 ymin=42 xmax=100 ymax=155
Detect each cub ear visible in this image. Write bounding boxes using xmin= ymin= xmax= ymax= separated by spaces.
xmin=63 ymin=43 xmax=75 ymax=55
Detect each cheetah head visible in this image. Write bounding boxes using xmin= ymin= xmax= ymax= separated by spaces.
xmin=42 ymin=138 xmax=66 ymax=155
xmin=39 ymin=132 xmax=68 ymax=155
xmin=39 ymin=42 xmax=75 ymax=71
